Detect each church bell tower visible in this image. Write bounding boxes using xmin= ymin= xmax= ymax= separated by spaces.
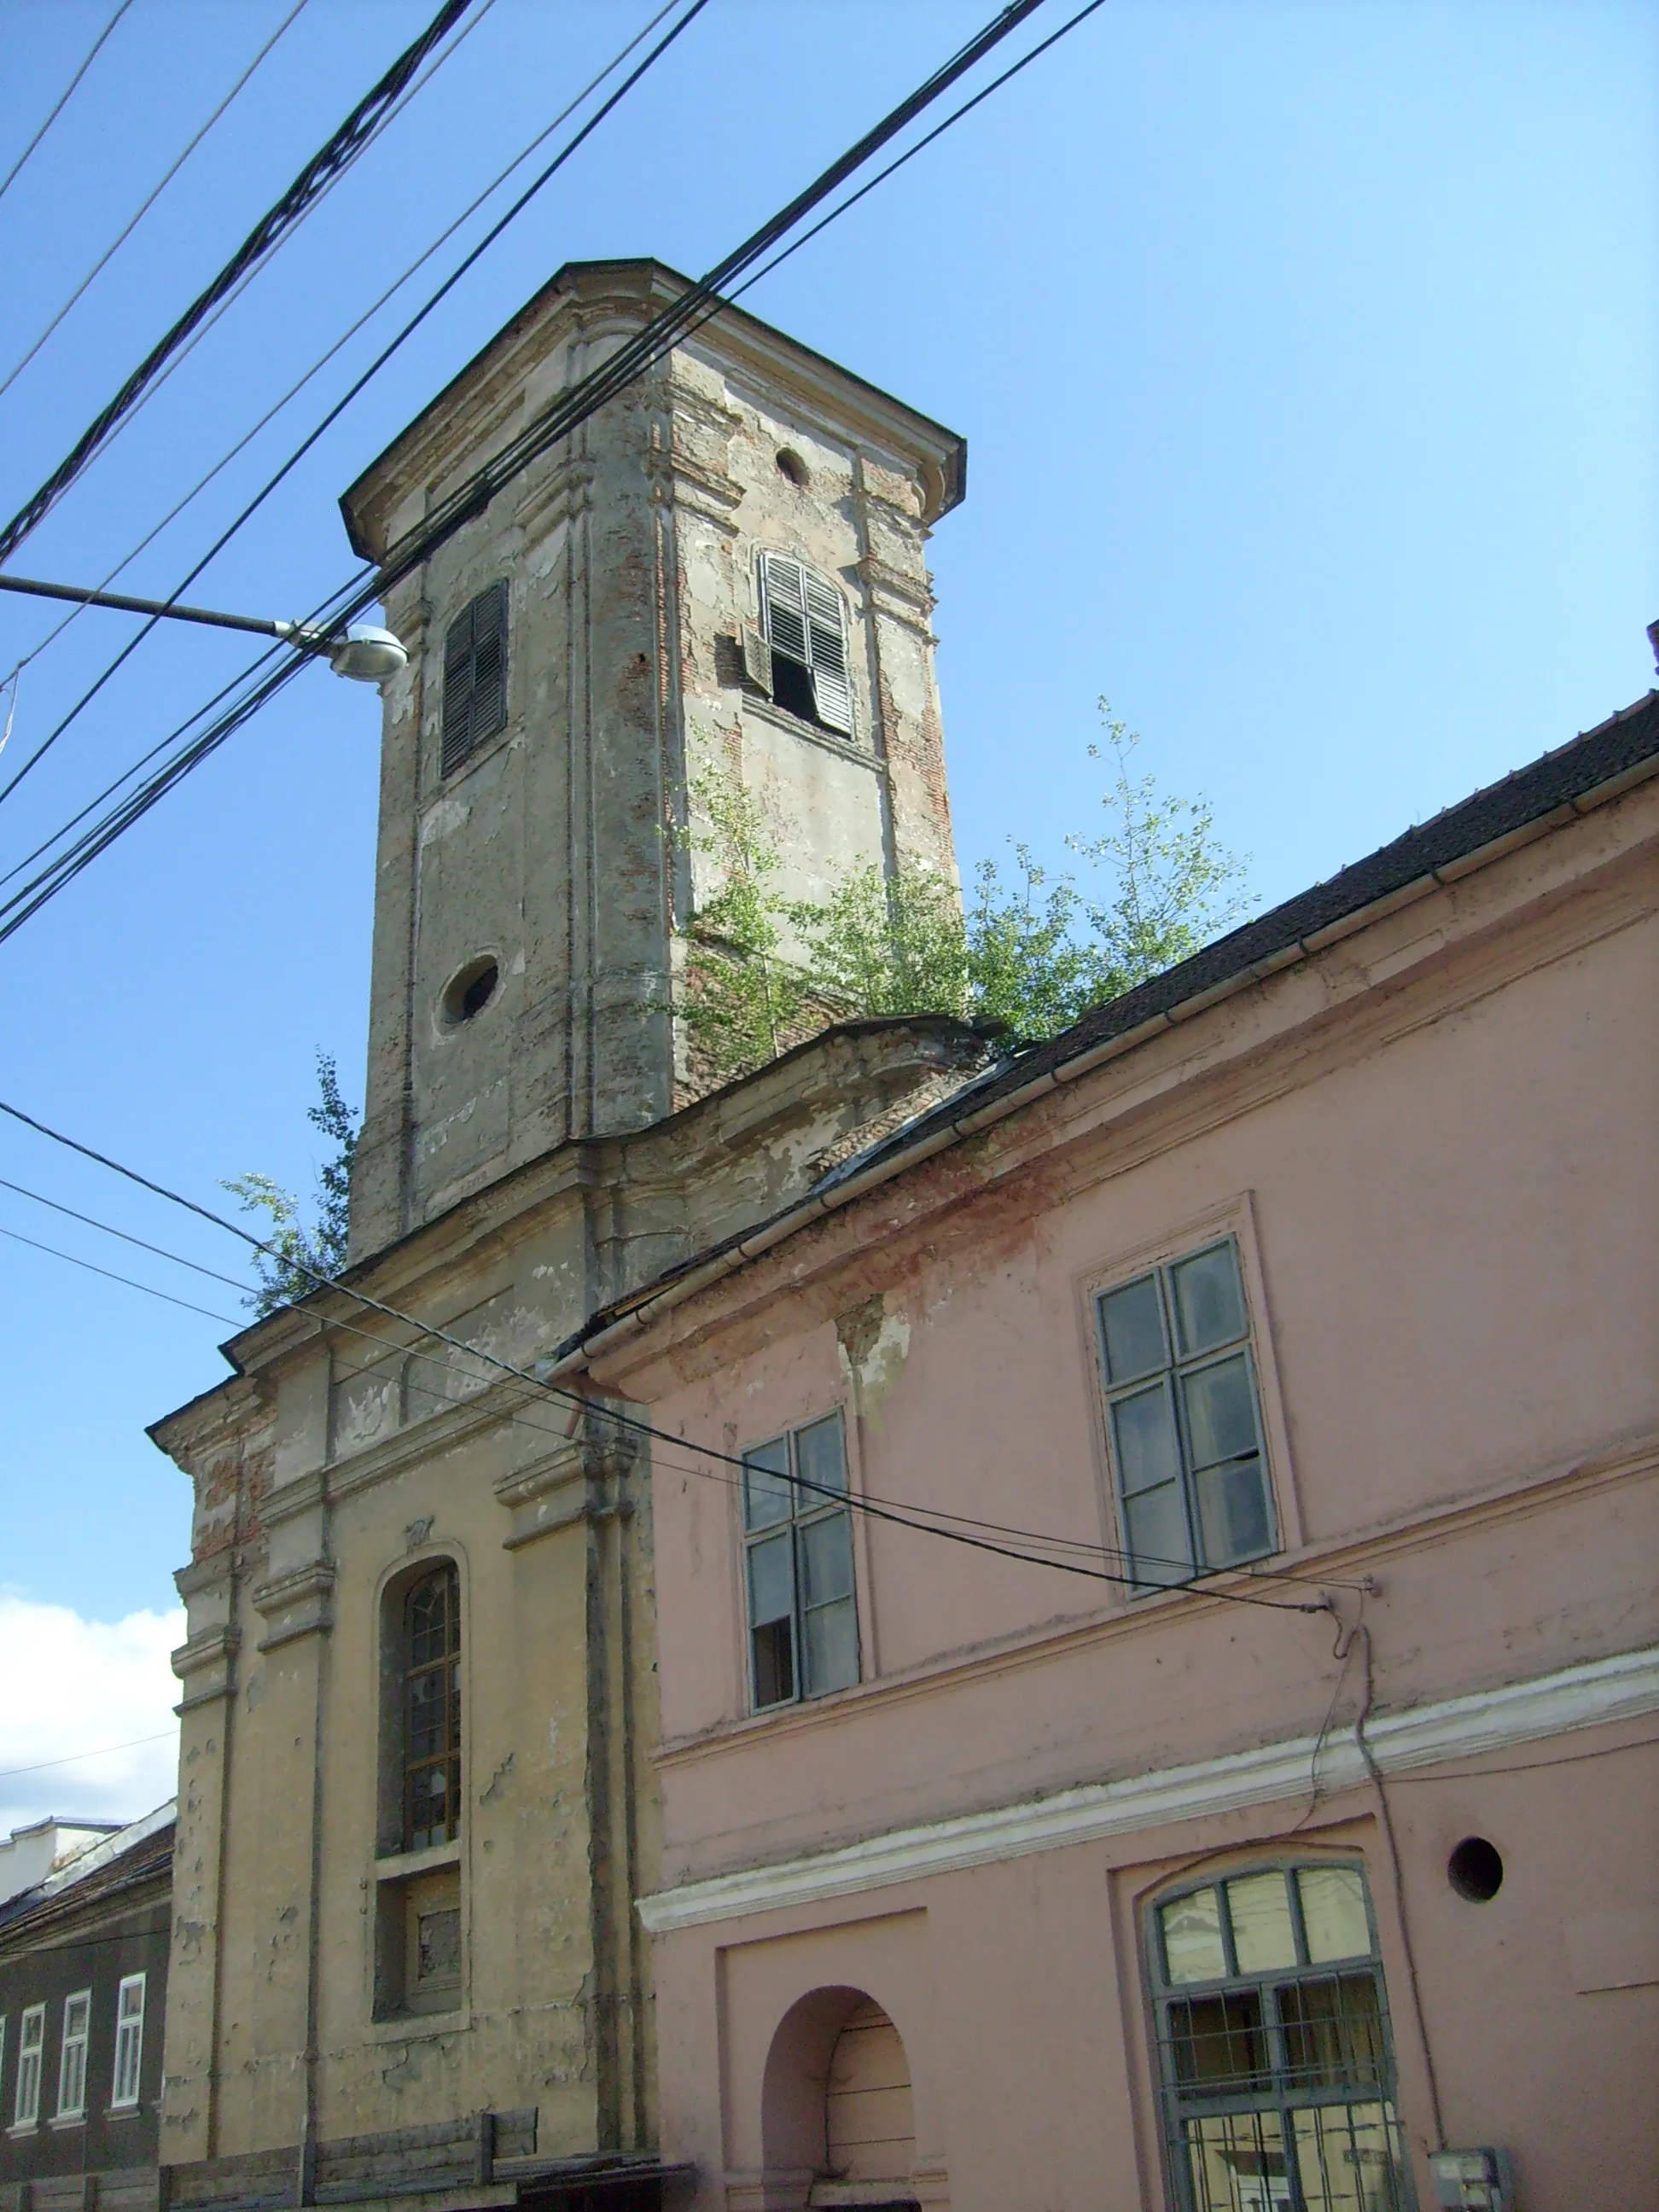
xmin=339 ymin=259 xmax=967 ymax=1261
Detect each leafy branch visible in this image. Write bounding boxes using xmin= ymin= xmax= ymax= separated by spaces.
xmin=222 ymin=1051 xmax=358 ymax=1315
xmin=678 ymin=699 xmax=1252 ymax=1085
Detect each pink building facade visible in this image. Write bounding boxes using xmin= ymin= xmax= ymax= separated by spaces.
xmin=551 ymin=693 xmax=1659 ymax=2212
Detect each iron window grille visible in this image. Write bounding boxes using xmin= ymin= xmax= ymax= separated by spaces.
xmin=14 ymin=2004 xmax=43 ymax=2128
xmin=742 ymin=1412 xmax=860 ymax=1709
xmin=1096 ymin=1237 xmax=1276 ymax=1589
xmin=750 ymin=552 xmax=855 ymax=738
xmin=110 ymin=1973 xmax=145 ymax=2110
xmin=55 ymin=1990 xmax=90 ymax=2120
xmin=1149 ymin=1863 xmax=1413 ymax=2212
xmin=404 ymin=1563 xmax=462 ymax=1851
xmin=439 ymin=579 xmax=509 ymax=777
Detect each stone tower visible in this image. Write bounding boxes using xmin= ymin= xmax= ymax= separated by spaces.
xmin=151 ymin=264 xmax=985 ymax=2212
xmin=341 ymin=259 xmax=965 ymax=1261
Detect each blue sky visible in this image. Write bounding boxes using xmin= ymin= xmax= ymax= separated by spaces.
xmin=0 ymin=0 xmax=1653 ymax=1823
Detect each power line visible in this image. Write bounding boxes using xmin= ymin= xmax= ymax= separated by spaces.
xmin=0 ymin=0 xmax=480 ymax=570
xmin=0 ymin=0 xmax=1077 ymax=921
xmin=0 ymin=0 xmax=507 ymax=606
xmin=0 ymin=1734 xmax=175 ymax=1785
xmin=0 ymin=0 xmax=137 ymax=210
xmin=0 ymin=0 xmax=315 ymax=407
xmin=727 ymin=0 xmax=1109 ymax=309
xmin=0 ymin=1172 xmax=255 ymax=1296
xmin=0 ymin=1173 xmax=1308 ymax=1598
xmin=0 ymin=0 xmax=665 ymax=701
xmin=0 ymin=1221 xmax=239 ymax=1325
xmin=0 ymin=0 xmax=707 ymax=814
xmin=0 ymin=1090 xmax=1325 ymax=1614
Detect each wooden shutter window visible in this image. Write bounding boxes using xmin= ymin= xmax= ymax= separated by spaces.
xmin=440 ymin=581 xmax=509 ymax=777
xmin=803 ymin=568 xmax=853 ymax=734
xmin=759 ymin=553 xmax=853 ymax=738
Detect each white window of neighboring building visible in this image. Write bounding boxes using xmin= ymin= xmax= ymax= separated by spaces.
xmin=754 ymin=552 xmax=854 ymax=737
xmin=55 ymin=1990 xmax=90 ymax=2120
xmin=111 ymin=1974 xmax=146 ymax=2110
xmin=742 ymin=1411 xmax=859 ymax=1710
xmin=13 ymin=2004 xmax=44 ymax=2128
xmin=1148 ymin=1861 xmax=1412 ymax=2211
xmin=1095 ymin=1236 xmax=1276 ymax=1589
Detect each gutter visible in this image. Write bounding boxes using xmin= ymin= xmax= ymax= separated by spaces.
xmin=542 ymin=721 xmax=1659 ymax=1387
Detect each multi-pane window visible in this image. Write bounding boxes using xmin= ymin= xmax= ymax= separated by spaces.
xmin=742 ymin=1412 xmax=859 ymax=1709
xmin=1096 ymin=1238 xmax=1275 ymax=1588
xmin=404 ymin=1564 xmax=462 ymax=1851
xmin=754 ymin=553 xmax=854 ymax=736
xmin=14 ymin=2004 xmax=43 ymax=2128
xmin=1150 ymin=1864 xmax=1412 ymax=2212
xmin=439 ymin=579 xmax=509 ymax=777
xmin=55 ymin=1990 xmax=90 ymax=2120
xmin=110 ymin=1974 xmax=146 ymax=2109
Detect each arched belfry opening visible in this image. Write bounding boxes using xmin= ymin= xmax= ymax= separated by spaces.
xmin=762 ymin=1988 xmax=919 ymax=2209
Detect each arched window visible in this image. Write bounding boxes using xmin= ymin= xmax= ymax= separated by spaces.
xmin=751 ymin=553 xmax=854 ymax=737
xmin=403 ymin=1564 xmax=461 ymax=1851
xmin=1148 ymin=1861 xmax=1410 ymax=2212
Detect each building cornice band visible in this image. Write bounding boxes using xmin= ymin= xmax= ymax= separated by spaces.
xmin=637 ymin=1643 xmax=1659 ymax=1934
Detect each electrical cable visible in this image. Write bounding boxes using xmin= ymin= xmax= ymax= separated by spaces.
xmin=1336 ymin=1600 xmax=1447 ymax=2151
xmin=0 ymin=0 xmax=708 ymax=813
xmin=0 ymin=1150 xmax=1342 ymax=1602
xmin=0 ymin=0 xmax=314 ymax=408
xmin=725 ymin=0 xmax=1109 ymax=310
xmin=0 ymin=1089 xmax=1326 ymax=1615
xmin=0 ymin=1220 xmax=238 ymax=1323
xmin=0 ymin=0 xmax=137 ymax=210
xmin=0 ymin=0 xmax=1088 ymax=918
xmin=0 ymin=0 xmax=480 ymax=569
xmin=0 ymin=0 xmax=664 ymax=702
xmin=0 ymin=1171 xmax=255 ymax=1295
xmin=0 ymin=1734 xmax=176 ymax=1784
xmin=0 ymin=1154 xmax=1331 ymax=1598
xmin=0 ymin=0 xmax=507 ymax=588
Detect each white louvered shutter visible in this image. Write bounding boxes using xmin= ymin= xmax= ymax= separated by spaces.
xmin=741 ymin=624 xmax=773 ymax=694
xmin=760 ymin=554 xmax=810 ymax=666
xmin=802 ymin=568 xmax=853 ymax=734
xmin=760 ymin=554 xmax=853 ymax=737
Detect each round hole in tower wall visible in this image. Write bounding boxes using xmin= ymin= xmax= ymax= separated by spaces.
xmin=1447 ymin=1836 xmax=1504 ymax=1902
xmin=441 ymin=956 xmax=499 ymax=1027
xmin=775 ymin=447 xmax=810 ymax=488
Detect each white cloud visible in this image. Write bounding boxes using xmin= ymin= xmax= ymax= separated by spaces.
xmin=0 ymin=1595 xmax=184 ymax=1837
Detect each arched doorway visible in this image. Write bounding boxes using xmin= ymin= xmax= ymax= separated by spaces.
xmin=760 ymin=1986 xmax=920 ymax=2208
xmin=819 ymin=1998 xmax=917 ymax=2200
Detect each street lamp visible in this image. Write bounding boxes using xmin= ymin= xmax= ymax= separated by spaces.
xmin=0 ymin=571 xmax=408 ymax=684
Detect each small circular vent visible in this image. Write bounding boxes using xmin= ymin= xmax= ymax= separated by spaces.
xmin=441 ymin=956 xmax=499 ymax=1027
xmin=775 ymin=447 xmax=809 ymax=488
xmin=1447 ymin=1836 xmax=1504 ymax=1903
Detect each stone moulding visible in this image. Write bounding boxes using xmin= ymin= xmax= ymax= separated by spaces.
xmin=171 ymin=1623 xmax=240 ymax=1711
xmin=251 ymin=1562 xmax=337 ymax=1654
xmin=637 ymin=1641 xmax=1659 ymax=1934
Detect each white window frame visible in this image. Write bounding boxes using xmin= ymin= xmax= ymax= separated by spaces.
xmin=1093 ymin=1232 xmax=1278 ymax=1591
xmin=110 ymin=1973 xmax=146 ymax=2110
xmin=55 ymin=1988 xmax=90 ymax=2121
xmin=754 ymin=551 xmax=856 ymax=738
xmin=13 ymin=2001 xmax=44 ymax=2129
xmin=742 ymin=1411 xmax=861 ymax=1711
